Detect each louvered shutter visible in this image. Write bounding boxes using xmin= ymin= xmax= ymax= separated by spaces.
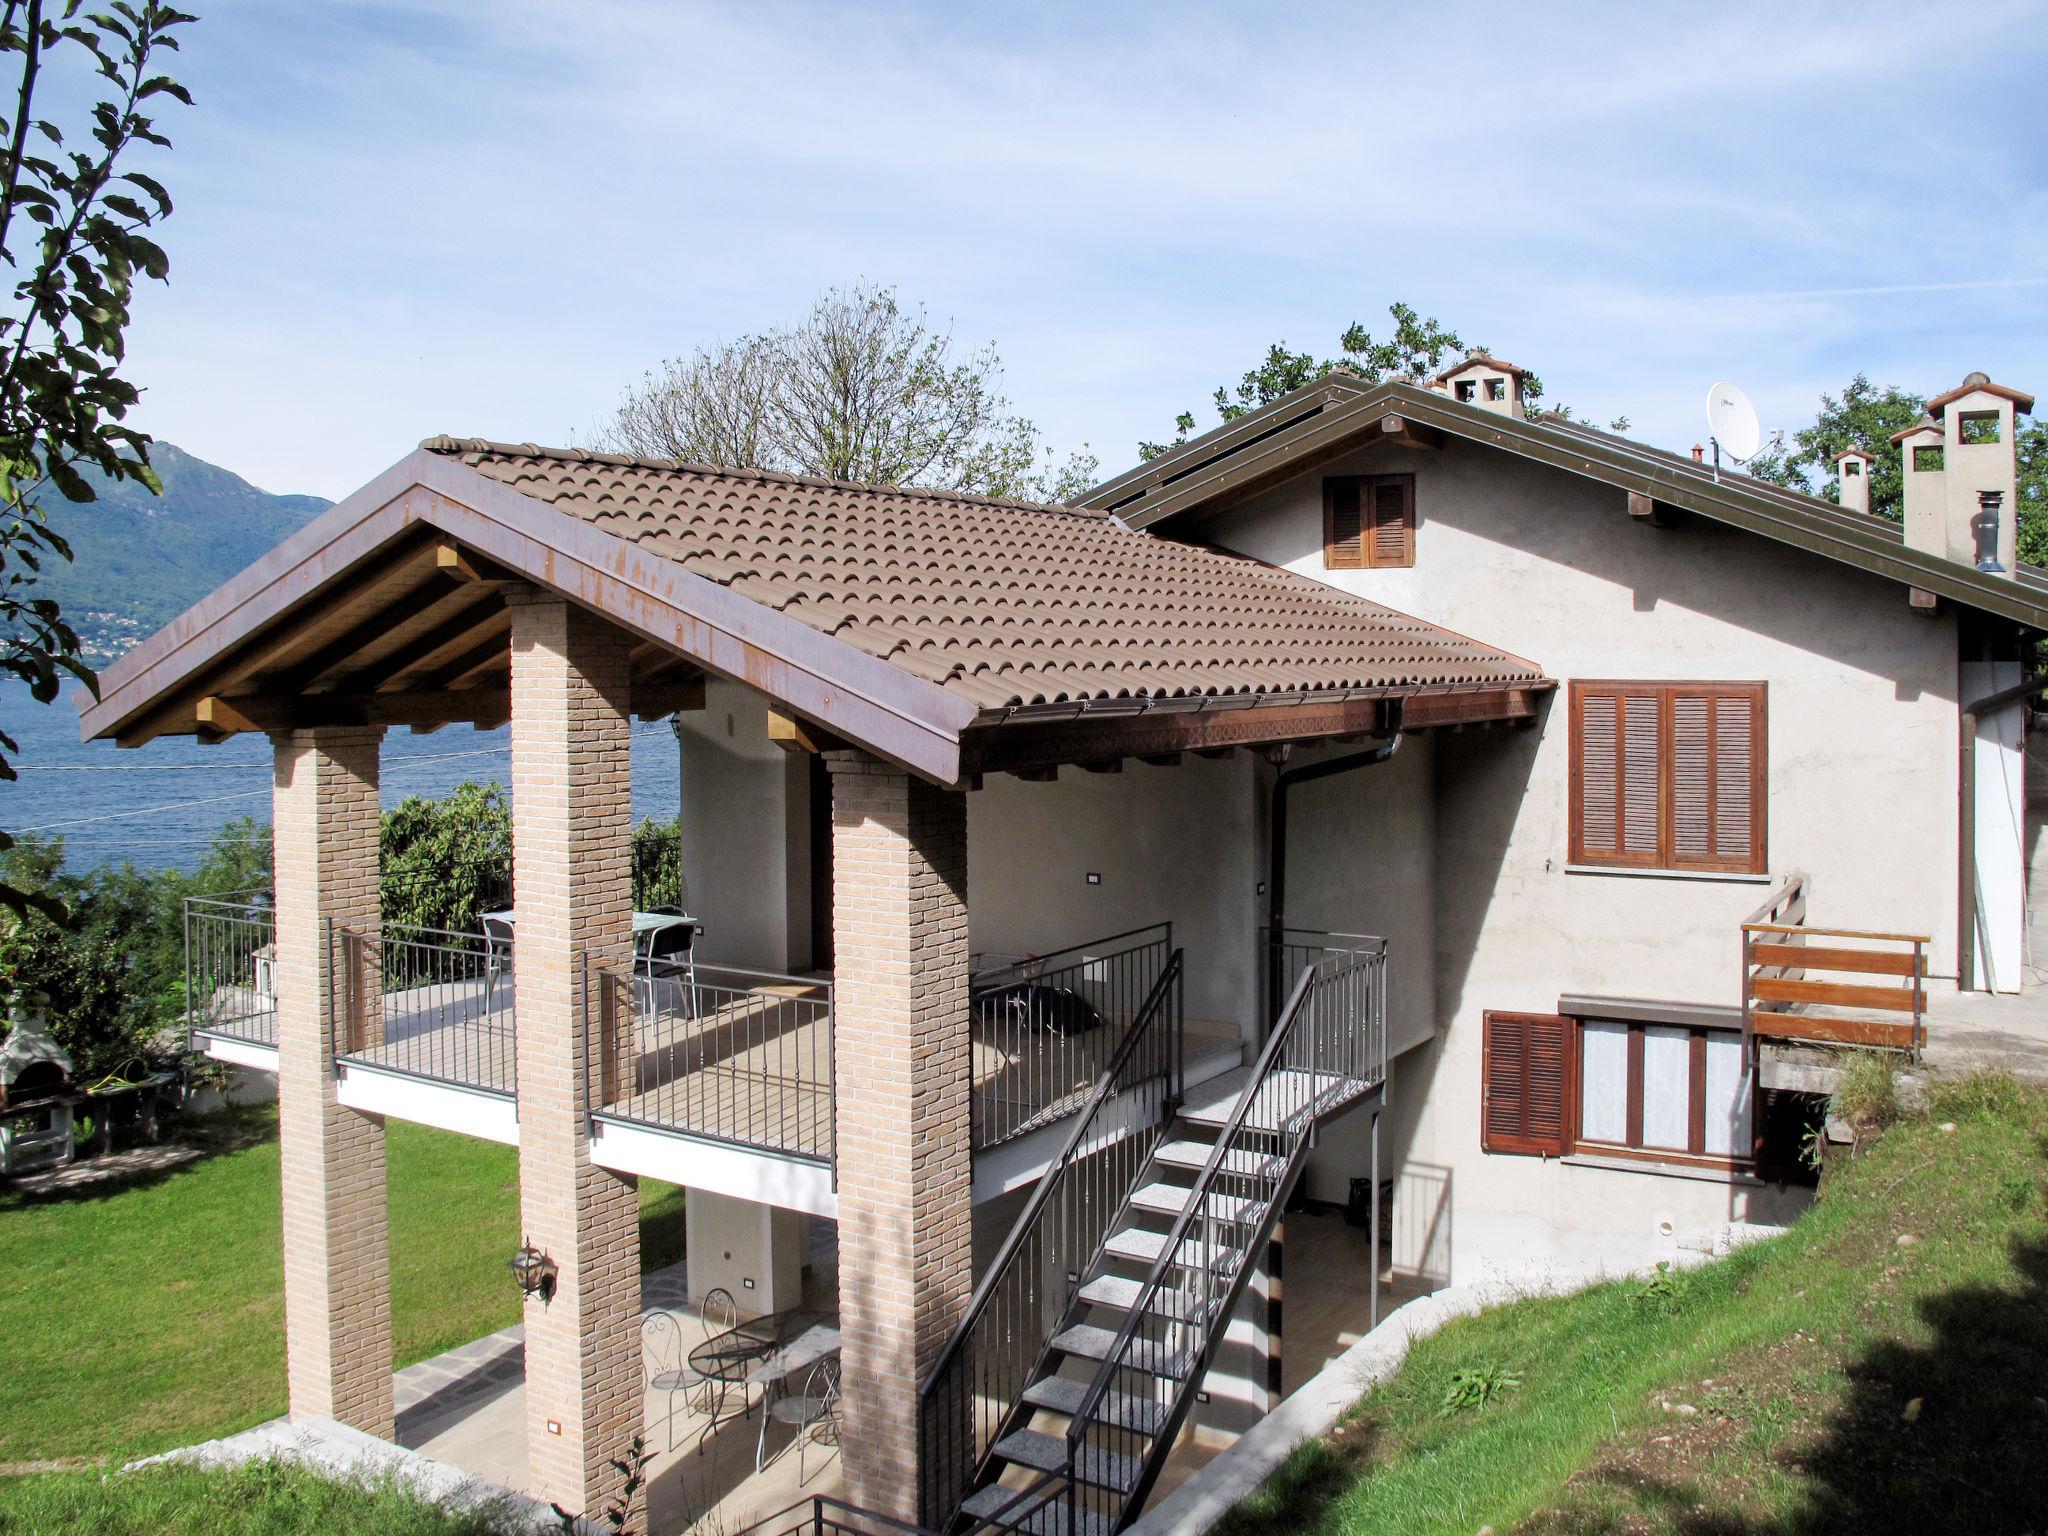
xmin=1668 ymin=683 xmax=1764 ymax=873
xmin=1482 ymin=1012 xmax=1571 ymax=1156
xmin=1571 ymin=683 xmax=1661 ymax=866
xmin=1365 ymin=475 xmax=1414 ymax=568
xmin=1324 ymin=478 xmax=1364 ymax=569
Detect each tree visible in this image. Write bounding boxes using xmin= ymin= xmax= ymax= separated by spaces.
xmin=1745 ymin=374 xmax=1928 ymax=522
xmin=605 ymin=282 xmax=1098 ymax=504
xmin=1137 ymin=302 xmax=1612 ymax=460
xmin=0 ymin=1 xmax=194 ymax=921
xmin=1747 ymin=375 xmax=2048 ymax=562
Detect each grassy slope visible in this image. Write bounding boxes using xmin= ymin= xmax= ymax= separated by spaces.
xmin=0 ymin=1107 xmax=684 ymax=1465
xmin=0 ymin=1460 xmax=508 ymax=1535
xmin=1218 ymin=1074 xmax=2048 ymax=1536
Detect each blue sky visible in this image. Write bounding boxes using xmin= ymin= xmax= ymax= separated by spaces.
xmin=119 ymin=0 xmax=2048 ymax=502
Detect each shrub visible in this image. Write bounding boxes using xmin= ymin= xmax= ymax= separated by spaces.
xmin=1828 ymin=1051 xmax=1899 ymax=1139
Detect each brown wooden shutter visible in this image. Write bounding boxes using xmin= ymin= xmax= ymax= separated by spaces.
xmin=1570 ymin=682 xmax=1662 ymax=867
xmin=1364 ymin=475 xmax=1415 ymax=568
xmin=1482 ymin=1011 xmax=1571 ymax=1156
xmin=1668 ymin=682 xmax=1765 ymax=874
xmin=1324 ymin=478 xmax=1364 ymax=569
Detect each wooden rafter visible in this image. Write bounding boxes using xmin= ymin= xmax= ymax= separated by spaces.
xmin=323 ymin=596 xmax=510 ymax=694
xmin=193 ymin=677 xmax=705 ymax=737
xmin=115 ymin=536 xmax=452 ymax=747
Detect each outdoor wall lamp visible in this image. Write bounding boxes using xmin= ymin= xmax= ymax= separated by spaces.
xmin=510 ymin=1238 xmax=557 ymax=1302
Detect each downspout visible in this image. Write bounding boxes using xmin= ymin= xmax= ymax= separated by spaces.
xmin=1266 ymin=699 xmax=1406 ymax=1023
xmin=1957 ymin=663 xmax=2048 ymax=992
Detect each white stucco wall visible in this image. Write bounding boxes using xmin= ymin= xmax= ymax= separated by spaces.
xmin=676 ymin=676 xmax=813 ymax=973
xmin=1195 ymin=435 xmax=1961 ymax=1279
xmin=968 ymin=756 xmax=1262 ymax=1029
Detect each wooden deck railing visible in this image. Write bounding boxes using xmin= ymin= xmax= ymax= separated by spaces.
xmin=1741 ymin=873 xmax=1927 ymax=1054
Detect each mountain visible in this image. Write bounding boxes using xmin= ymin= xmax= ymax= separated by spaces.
xmin=30 ymin=443 xmax=331 ymax=662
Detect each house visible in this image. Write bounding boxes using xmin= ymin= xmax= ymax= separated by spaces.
xmin=78 ymin=360 xmax=2040 ymax=1535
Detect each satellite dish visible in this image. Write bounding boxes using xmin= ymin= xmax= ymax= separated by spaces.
xmin=1706 ymin=382 xmax=1762 ymax=463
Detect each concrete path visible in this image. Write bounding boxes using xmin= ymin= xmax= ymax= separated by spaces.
xmin=1922 ymin=988 xmax=2048 ymax=1082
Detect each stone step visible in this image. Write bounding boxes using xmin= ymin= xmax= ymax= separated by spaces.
xmin=993 ymin=1429 xmax=1142 ymax=1494
xmin=1150 ymin=1139 xmax=1285 ymax=1178
xmin=1019 ymin=1375 xmax=1166 ymax=1435
xmin=1099 ymin=1225 xmax=1242 ymax=1274
xmin=1076 ymin=1273 xmax=1201 ymax=1322
xmin=1049 ymin=1323 xmax=1194 ymax=1380
xmin=960 ymin=1482 xmax=1111 ymax=1536
xmin=1129 ymin=1181 xmax=1257 ymax=1225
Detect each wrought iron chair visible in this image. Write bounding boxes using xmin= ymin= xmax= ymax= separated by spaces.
xmin=688 ymin=1285 xmax=751 ymax=1452
xmin=481 ymin=915 xmax=514 ymax=1014
xmin=641 ymin=1309 xmax=707 ymax=1453
xmin=756 ymin=1356 xmax=839 ymax=1479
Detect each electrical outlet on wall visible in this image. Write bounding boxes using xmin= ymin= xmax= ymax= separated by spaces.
xmin=743 ymin=1277 xmax=756 ymax=1289
xmin=1085 ymin=871 xmax=1102 ymax=885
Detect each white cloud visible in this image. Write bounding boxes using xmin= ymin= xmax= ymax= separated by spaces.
xmin=117 ymin=0 xmax=2048 ymax=497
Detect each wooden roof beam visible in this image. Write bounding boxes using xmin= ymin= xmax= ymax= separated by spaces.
xmin=113 ymin=535 xmax=452 ymax=747
xmin=768 ymin=707 xmax=847 ymax=755
xmin=193 ymin=676 xmax=704 ymax=738
xmin=324 ymin=597 xmax=509 ymax=694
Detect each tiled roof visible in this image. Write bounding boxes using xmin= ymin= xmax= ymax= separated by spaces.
xmin=421 ymin=437 xmax=1543 ymax=713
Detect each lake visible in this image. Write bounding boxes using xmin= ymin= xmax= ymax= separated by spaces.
xmin=0 ymin=680 xmax=684 ymax=873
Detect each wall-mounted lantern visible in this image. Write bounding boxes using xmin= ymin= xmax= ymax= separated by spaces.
xmin=510 ymin=1237 xmax=557 ymax=1302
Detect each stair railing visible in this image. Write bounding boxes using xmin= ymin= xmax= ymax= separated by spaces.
xmin=1051 ymin=940 xmax=1385 ymax=1536
xmin=918 ymin=950 xmax=1185 ymax=1531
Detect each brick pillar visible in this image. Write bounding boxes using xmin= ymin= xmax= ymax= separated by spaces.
xmin=827 ymin=752 xmax=972 ymax=1522
xmin=508 ymin=594 xmax=641 ymax=1521
xmin=272 ymin=725 xmax=392 ymax=1436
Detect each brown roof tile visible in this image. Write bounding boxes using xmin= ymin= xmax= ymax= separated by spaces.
xmin=420 ymin=437 xmax=1544 ymax=712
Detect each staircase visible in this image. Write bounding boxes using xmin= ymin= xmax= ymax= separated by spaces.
xmin=920 ymin=941 xmax=1388 ymax=1536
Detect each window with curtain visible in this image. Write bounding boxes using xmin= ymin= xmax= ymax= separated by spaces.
xmin=1485 ymin=1011 xmax=1753 ymax=1168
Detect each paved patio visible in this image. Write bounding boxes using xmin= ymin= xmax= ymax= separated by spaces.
xmin=389 ymin=1207 xmax=1416 ymax=1536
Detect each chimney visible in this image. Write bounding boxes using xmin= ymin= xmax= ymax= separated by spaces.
xmin=1691 ymin=443 xmax=1705 ymax=463
xmin=1429 ymin=350 xmax=1530 ymax=420
xmin=1896 ymin=372 xmax=2033 ymax=574
xmin=1834 ymin=446 xmax=1874 ymax=514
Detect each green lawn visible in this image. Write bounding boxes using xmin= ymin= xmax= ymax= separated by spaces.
xmin=0 ymin=1105 xmax=684 ymax=1466
xmin=0 ymin=1460 xmax=511 ymax=1535
xmin=1218 ymin=1072 xmax=2048 ymax=1536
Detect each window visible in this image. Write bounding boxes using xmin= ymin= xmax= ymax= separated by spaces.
xmin=1483 ymin=1011 xmax=1754 ymax=1167
xmin=1574 ymin=1019 xmax=1752 ymax=1164
xmin=1912 ymin=445 xmax=1944 ymax=472
xmin=1324 ymin=474 xmax=1415 ymax=570
xmin=1455 ymin=379 xmax=1477 ymax=402
xmin=1842 ymin=459 xmax=1862 ymax=477
xmin=1958 ymin=410 xmax=2001 ymax=445
xmin=1569 ymin=681 xmax=1766 ymax=875
xmin=1486 ymin=378 xmax=1508 ymax=402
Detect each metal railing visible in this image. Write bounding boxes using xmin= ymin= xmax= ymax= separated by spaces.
xmin=918 ymin=951 xmax=1185 ymax=1530
xmin=1041 ymin=941 xmax=1386 ymax=1536
xmin=184 ymin=892 xmax=278 ymax=1049
xmin=587 ymin=955 xmax=836 ymax=1165
xmin=1262 ymin=924 xmax=1385 ymax=1032
xmin=971 ymin=923 xmax=1175 ymax=1152
xmin=334 ymin=921 xmax=516 ymax=1096
xmin=734 ymin=1496 xmax=945 ymax=1536
xmin=1740 ymin=873 xmax=1927 ymax=1056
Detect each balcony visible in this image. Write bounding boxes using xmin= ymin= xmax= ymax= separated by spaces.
xmin=184 ymin=898 xmax=1209 ymax=1200
xmin=183 ymin=893 xmax=279 ymax=1070
xmin=1741 ymin=874 xmax=1928 ymax=1055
